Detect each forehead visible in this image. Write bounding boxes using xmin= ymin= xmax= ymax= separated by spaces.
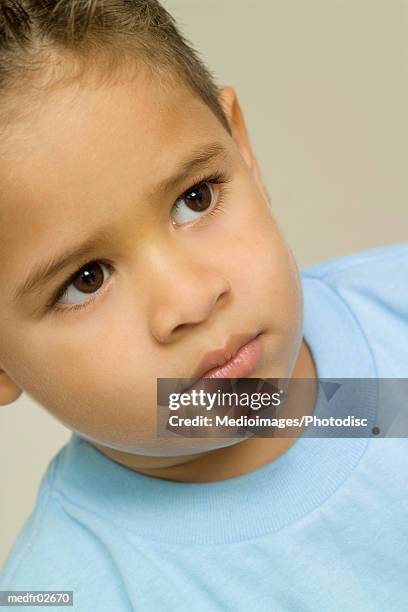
xmin=0 ymin=68 xmax=225 ymax=270
xmin=0 ymin=66 xmax=219 ymax=201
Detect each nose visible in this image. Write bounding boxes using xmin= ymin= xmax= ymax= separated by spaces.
xmin=148 ymin=251 xmax=231 ymax=344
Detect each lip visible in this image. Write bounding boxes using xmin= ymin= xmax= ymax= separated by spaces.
xmin=181 ymin=332 xmax=263 ymax=392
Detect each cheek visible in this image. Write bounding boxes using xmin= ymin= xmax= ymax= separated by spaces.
xmin=228 ymin=221 xmax=303 ymax=376
xmin=7 ymin=311 xmax=158 ymax=444
xmin=218 ymin=190 xmax=303 ymax=336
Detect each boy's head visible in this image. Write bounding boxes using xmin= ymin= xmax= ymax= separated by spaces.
xmin=0 ymin=0 xmax=306 ymax=463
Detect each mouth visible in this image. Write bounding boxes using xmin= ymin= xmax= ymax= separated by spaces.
xmin=180 ymin=331 xmax=263 ymax=393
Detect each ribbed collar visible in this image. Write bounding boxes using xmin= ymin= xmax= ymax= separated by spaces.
xmin=51 ymin=272 xmax=377 ymax=545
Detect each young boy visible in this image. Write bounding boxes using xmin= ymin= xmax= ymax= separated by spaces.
xmin=0 ymin=1 xmax=407 ymax=610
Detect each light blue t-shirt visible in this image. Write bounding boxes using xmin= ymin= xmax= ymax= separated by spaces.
xmin=1 ymin=243 xmax=407 ymax=611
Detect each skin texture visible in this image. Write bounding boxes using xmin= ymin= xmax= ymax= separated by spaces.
xmin=0 ymin=65 xmax=317 ymax=482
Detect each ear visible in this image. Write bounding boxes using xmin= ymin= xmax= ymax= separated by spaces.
xmin=218 ymin=86 xmax=271 ymax=205
xmin=0 ymin=368 xmax=23 ymax=406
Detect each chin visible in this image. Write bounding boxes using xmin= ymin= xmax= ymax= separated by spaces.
xmin=88 ymin=432 xmax=250 ymax=458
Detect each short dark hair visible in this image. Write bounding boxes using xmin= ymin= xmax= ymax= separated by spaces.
xmin=0 ymin=0 xmax=231 ymax=132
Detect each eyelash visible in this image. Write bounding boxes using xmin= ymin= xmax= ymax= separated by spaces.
xmin=175 ymin=170 xmax=231 ymax=229
xmin=47 ymin=170 xmax=232 ymax=315
xmin=47 ymin=260 xmax=113 ymax=315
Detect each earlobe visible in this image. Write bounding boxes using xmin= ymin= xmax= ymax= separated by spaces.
xmin=0 ymin=369 xmax=23 ymax=406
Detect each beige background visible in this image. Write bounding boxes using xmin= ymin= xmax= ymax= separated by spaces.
xmin=1 ymin=0 xmax=407 ymax=568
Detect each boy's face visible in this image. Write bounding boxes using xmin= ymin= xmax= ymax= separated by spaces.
xmin=0 ymin=66 xmax=304 ymax=457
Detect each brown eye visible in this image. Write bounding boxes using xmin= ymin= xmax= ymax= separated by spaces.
xmin=73 ymin=262 xmax=105 ymax=294
xmin=183 ymin=183 xmax=213 ymax=212
xmin=55 ymin=261 xmax=111 ymax=308
xmin=171 ymin=182 xmax=216 ymax=225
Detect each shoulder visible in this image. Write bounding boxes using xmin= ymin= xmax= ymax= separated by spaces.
xmin=300 ymin=243 xmax=408 ymax=376
xmin=0 ymin=456 xmax=128 ymax=610
xmin=0 ymin=474 xmax=92 ymax=589
xmin=301 ymin=242 xmax=408 ymax=282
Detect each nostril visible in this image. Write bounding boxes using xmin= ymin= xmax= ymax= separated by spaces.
xmin=173 ymin=322 xmax=187 ymax=334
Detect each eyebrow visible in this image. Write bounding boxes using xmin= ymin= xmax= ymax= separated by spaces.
xmin=154 ymin=141 xmax=229 ymax=197
xmin=14 ymin=228 xmax=114 ymax=302
xmin=14 ymin=141 xmax=229 ymax=302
